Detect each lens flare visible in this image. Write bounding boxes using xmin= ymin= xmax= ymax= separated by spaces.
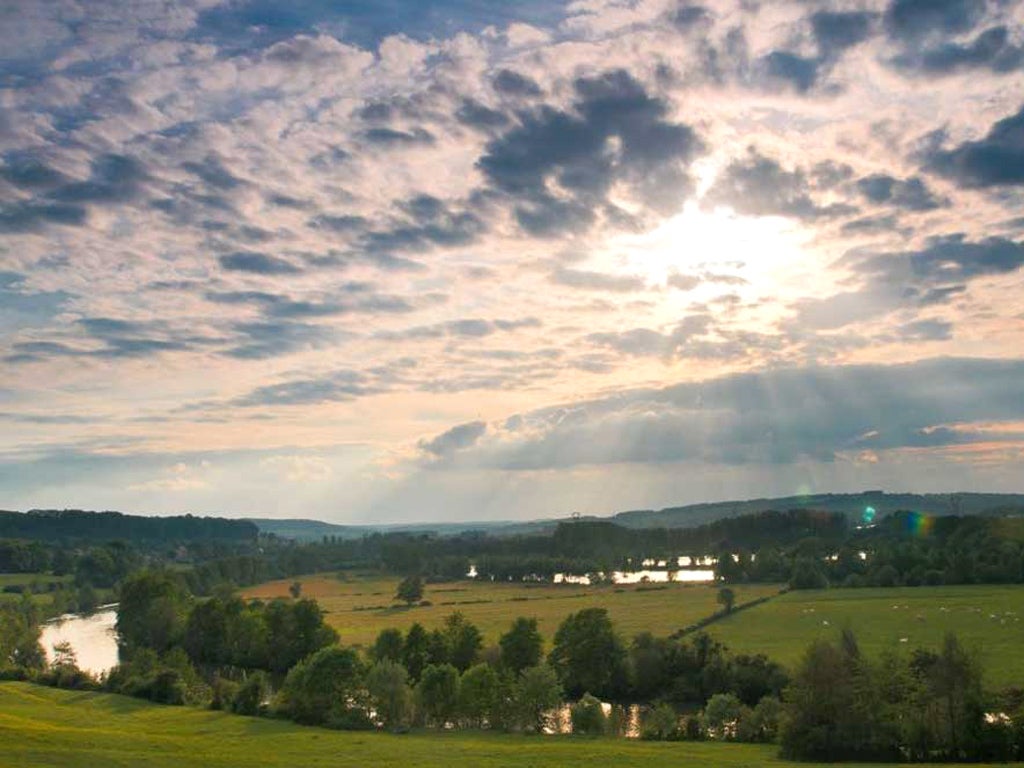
xmin=862 ymin=506 xmax=876 ymax=524
xmin=905 ymin=511 xmax=935 ymax=537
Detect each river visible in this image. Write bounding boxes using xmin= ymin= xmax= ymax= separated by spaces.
xmin=40 ymin=605 xmax=119 ymax=677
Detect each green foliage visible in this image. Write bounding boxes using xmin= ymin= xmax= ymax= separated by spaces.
xmin=569 ymin=693 xmax=606 ymax=736
xmin=499 ymin=617 xmax=542 ymax=675
xmin=0 ymin=596 xmax=44 ymax=671
xmin=717 ymin=587 xmax=735 ymax=613
xmin=789 ymin=557 xmax=828 ymax=590
xmin=443 ymin=612 xmax=482 ymax=672
xmin=402 ymin=622 xmax=430 ymax=682
xmin=366 ymin=660 xmax=411 ymax=730
xmin=457 ymin=663 xmax=500 ymax=728
xmin=703 ymin=692 xmax=742 ymax=739
xmin=735 ymin=695 xmax=782 ymax=743
xmin=277 ymin=646 xmax=366 ymax=727
xmin=642 ymin=703 xmax=680 ymax=740
xmin=396 ymin=575 xmax=424 ymax=605
xmin=416 ymin=663 xmax=459 ymax=726
xmin=117 ymin=570 xmax=191 ymax=657
xmin=514 ymin=664 xmax=562 ymax=732
xmin=231 ymin=671 xmax=267 ymax=716
xmin=549 ymin=608 xmax=627 ymax=700
xmin=371 ymin=628 xmax=404 ymax=664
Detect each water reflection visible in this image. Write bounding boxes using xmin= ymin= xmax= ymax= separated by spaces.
xmin=554 ymin=569 xmax=716 ymax=585
xmin=40 ymin=606 xmax=119 ymax=677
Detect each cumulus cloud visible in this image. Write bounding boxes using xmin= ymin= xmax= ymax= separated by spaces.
xmin=417 ymin=357 xmax=1024 ymax=470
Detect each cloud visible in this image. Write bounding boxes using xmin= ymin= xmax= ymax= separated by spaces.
xmin=810 ymin=11 xmax=877 ymax=53
xmin=219 ymin=251 xmax=303 ymax=275
xmin=260 ymin=454 xmax=332 ymax=482
xmin=795 ymin=234 xmax=1024 ymax=330
xmin=925 ymin=103 xmax=1024 ymax=188
xmin=893 ymin=26 xmax=1024 ymax=74
xmin=883 ymin=0 xmax=986 ymax=41
xmin=856 ymin=174 xmax=947 ymax=211
xmin=491 ymin=68 xmax=543 ymax=97
xmin=551 ymin=266 xmax=646 ymax=292
xmin=419 ymin=420 xmax=487 ymax=457
xmin=417 ymin=357 xmax=1024 ymax=470
xmin=705 ymin=149 xmax=856 ymax=220
xmin=478 ymin=68 xmax=704 ymax=235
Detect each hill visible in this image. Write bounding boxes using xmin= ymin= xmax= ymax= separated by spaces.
xmin=248 ymin=491 xmax=1024 ymax=541
xmin=0 ymin=509 xmax=257 ymax=544
xmin=0 ymin=682 xmax=1003 ymax=768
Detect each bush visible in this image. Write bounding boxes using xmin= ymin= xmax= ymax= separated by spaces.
xmin=642 ymin=703 xmax=679 ymax=740
xmin=570 ymin=693 xmax=606 ymax=735
xmin=231 ymin=671 xmax=268 ymax=716
xmin=209 ymin=676 xmax=239 ymax=711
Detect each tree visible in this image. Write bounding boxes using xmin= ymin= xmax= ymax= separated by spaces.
xmin=515 ymin=664 xmax=562 ymax=733
xmin=548 ymin=608 xmax=627 ymax=700
xmin=231 ymin=671 xmax=268 ymax=716
xmin=443 ymin=612 xmax=482 ymax=672
xmin=457 ymin=663 xmax=500 ymax=728
xmin=0 ymin=596 xmax=44 ymax=671
xmin=499 ymin=617 xmax=542 ymax=675
xmin=717 ymin=587 xmax=735 ymax=614
xmin=703 ymin=692 xmax=743 ymax=739
xmin=288 ymin=581 xmax=302 ymax=599
xmin=277 ymin=646 xmax=367 ymax=728
xmin=395 ymin=575 xmax=424 ymax=606
xmin=371 ymin=628 xmax=404 ymax=664
xmin=366 ymin=660 xmax=411 ymax=731
xmin=116 ymin=570 xmax=190 ymax=657
xmin=643 ymin=703 xmax=680 ymax=740
xmin=570 ymin=692 xmax=606 ymax=735
xmin=402 ymin=623 xmax=430 ymax=682
xmin=417 ymin=663 xmax=459 ymax=726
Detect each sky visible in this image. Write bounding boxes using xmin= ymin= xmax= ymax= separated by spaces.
xmin=2 ymin=0 xmax=1024 ymax=524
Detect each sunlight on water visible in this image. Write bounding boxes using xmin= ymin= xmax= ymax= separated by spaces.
xmin=40 ymin=607 xmax=119 ymax=676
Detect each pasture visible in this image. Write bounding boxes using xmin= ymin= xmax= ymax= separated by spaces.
xmin=2 ymin=682 xmax=1018 ymax=768
xmin=706 ymin=585 xmax=1024 ymax=686
xmin=242 ymin=574 xmax=781 ymax=648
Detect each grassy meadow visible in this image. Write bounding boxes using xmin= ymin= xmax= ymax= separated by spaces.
xmin=242 ymin=574 xmax=781 ymax=648
xmin=706 ymin=585 xmax=1024 ymax=686
xmin=243 ymin=574 xmax=1024 ymax=687
xmin=0 ymin=572 xmax=73 ymax=608
xmin=3 ymin=682 xmax=1020 ymax=768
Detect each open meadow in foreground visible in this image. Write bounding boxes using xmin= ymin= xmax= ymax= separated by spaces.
xmin=242 ymin=574 xmax=781 ymax=648
xmin=706 ymin=585 xmax=1024 ymax=686
xmin=2 ymin=682 xmax=1021 ymax=768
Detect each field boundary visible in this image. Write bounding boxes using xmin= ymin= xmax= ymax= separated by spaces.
xmin=672 ymin=587 xmax=788 ymax=638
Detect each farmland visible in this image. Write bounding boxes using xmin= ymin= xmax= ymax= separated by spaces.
xmin=2 ymin=682 xmax=1019 ymax=768
xmin=243 ymin=575 xmax=1024 ymax=687
xmin=706 ymin=585 xmax=1024 ymax=686
xmin=242 ymin=574 xmax=781 ymax=648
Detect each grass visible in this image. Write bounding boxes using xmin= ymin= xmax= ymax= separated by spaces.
xmin=2 ymin=682 xmax=1019 ymax=768
xmin=0 ymin=572 xmax=73 ymax=609
xmin=242 ymin=574 xmax=782 ymax=648
xmin=706 ymin=585 xmax=1024 ymax=686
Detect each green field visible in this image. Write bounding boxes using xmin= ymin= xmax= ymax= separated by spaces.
xmin=242 ymin=575 xmax=781 ymax=648
xmin=0 ymin=573 xmax=73 ymax=608
xmin=2 ymin=682 xmax=1019 ymax=768
xmin=707 ymin=585 xmax=1024 ymax=685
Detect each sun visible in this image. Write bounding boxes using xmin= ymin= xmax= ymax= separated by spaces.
xmin=606 ymin=200 xmax=811 ymax=295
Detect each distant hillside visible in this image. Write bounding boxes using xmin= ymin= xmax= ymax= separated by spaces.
xmin=608 ymin=491 xmax=1024 ymax=529
xmin=0 ymin=509 xmax=258 ymax=543
xmin=248 ymin=517 xmax=553 ymax=542
xmin=249 ymin=491 xmax=1024 ymax=542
